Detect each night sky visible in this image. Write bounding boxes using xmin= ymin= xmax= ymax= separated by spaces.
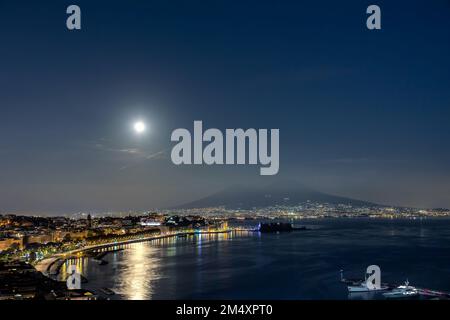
xmin=0 ymin=0 xmax=449 ymax=213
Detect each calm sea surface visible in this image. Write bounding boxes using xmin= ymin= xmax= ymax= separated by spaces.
xmin=59 ymin=218 xmax=450 ymax=300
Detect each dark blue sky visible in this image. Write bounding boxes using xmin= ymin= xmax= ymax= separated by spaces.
xmin=0 ymin=0 xmax=449 ymax=212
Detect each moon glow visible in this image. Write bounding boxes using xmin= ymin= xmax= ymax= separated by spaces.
xmin=134 ymin=121 xmax=146 ymax=134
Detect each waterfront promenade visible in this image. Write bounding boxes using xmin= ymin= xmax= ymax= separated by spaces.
xmin=35 ymin=228 xmax=255 ymax=276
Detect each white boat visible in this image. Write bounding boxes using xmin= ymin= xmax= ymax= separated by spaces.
xmin=348 ymin=281 xmax=389 ymax=292
xmin=343 ymin=270 xmax=389 ymax=293
xmin=383 ymin=280 xmax=419 ymax=299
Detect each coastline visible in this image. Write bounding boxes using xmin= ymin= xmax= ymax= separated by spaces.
xmin=34 ymin=228 xmax=252 ymax=277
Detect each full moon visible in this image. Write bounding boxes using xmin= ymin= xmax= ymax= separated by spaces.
xmin=133 ymin=121 xmax=146 ymax=134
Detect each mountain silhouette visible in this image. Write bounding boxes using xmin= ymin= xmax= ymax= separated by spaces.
xmin=177 ymin=180 xmax=377 ymax=209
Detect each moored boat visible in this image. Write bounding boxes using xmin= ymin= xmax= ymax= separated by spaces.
xmin=348 ymin=281 xmax=389 ymax=293
xmin=383 ymin=280 xmax=419 ymax=299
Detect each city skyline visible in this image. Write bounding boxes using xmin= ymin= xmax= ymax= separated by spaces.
xmin=2 ymin=1 xmax=450 ymax=305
